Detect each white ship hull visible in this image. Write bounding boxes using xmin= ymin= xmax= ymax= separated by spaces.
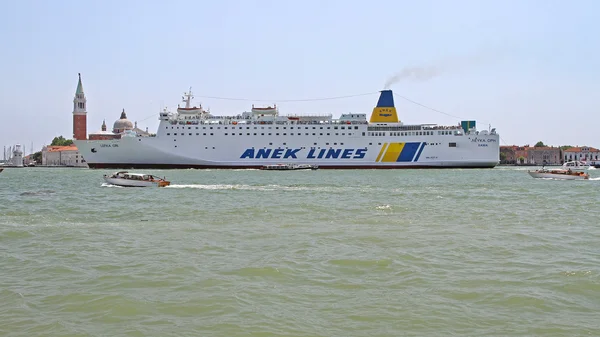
xmin=75 ymin=89 xmax=500 ymax=169
xmin=75 ymin=132 xmax=499 ymax=169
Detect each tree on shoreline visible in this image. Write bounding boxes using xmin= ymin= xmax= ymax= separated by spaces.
xmin=50 ymin=136 xmax=73 ymax=147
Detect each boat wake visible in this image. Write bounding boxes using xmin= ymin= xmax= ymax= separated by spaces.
xmin=165 ymin=184 xmax=334 ymax=191
xmin=101 ymin=183 xmax=124 ymax=188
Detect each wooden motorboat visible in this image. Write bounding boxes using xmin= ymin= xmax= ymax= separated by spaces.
xmin=528 ymin=167 xmax=589 ymax=180
xmin=103 ymin=171 xmax=171 ymax=187
xmin=260 ymin=164 xmax=319 ymax=171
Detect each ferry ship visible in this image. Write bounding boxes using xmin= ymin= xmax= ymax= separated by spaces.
xmin=74 ymin=89 xmax=500 ymax=169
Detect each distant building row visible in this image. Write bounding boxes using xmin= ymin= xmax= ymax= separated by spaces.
xmin=500 ymin=145 xmax=600 ymax=165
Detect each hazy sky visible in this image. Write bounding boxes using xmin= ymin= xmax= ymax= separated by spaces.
xmin=1 ymin=0 xmax=598 ymax=153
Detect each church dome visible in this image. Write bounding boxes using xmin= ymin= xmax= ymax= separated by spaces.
xmin=113 ymin=109 xmax=134 ymax=133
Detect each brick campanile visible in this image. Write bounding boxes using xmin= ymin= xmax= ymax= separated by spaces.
xmin=73 ymin=73 xmax=87 ymax=140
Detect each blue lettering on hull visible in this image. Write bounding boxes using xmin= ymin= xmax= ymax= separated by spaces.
xmin=240 ymin=148 xmax=367 ymax=159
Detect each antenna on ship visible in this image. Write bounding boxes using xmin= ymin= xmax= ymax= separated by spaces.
xmin=182 ymin=87 xmax=194 ymax=109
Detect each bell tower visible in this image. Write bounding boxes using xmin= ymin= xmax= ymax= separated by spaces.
xmin=73 ymin=73 xmax=87 ymax=140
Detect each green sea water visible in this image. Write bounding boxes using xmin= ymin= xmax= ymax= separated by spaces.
xmin=1 ymin=167 xmax=599 ymax=336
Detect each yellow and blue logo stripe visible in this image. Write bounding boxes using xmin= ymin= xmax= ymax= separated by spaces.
xmin=376 ymin=142 xmax=426 ymax=162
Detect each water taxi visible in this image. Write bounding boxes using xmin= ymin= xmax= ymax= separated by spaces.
xmin=260 ymin=164 xmax=319 ymax=171
xmin=103 ymin=171 xmax=171 ymax=187
xmin=528 ymin=166 xmax=589 ymax=180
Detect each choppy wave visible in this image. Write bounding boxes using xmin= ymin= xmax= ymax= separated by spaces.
xmin=2 ymin=167 xmax=600 ymax=336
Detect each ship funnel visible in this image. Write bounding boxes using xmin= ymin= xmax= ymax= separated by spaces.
xmin=369 ymin=90 xmax=399 ymax=123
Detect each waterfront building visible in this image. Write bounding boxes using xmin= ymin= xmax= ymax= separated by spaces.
xmin=41 ymin=145 xmax=87 ymax=167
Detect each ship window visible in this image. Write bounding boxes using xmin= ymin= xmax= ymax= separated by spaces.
xmin=326 ymin=143 xmax=329 ymax=145
xmin=342 ymin=133 xmax=345 ymax=136
xmin=196 ymin=133 xmax=199 ymax=135
xmin=320 ymin=133 xmax=323 ymax=136
xmin=205 ymin=147 xmax=208 ymax=149
xmin=312 ymin=133 xmax=316 ymax=136
xmin=283 ymin=127 xmax=286 ymax=129
xmin=174 ymin=145 xmax=177 ymax=147
xmin=254 ymin=127 xmax=257 ymax=129
xmin=314 ymin=143 xmax=317 ymax=145
xmin=177 ymin=127 xmax=179 ymax=129
xmin=225 ymin=133 xmax=228 ymax=135
xmin=305 ymin=133 xmax=308 ymax=135
xmin=203 ymin=133 xmax=206 ymax=135
xmin=327 ymin=133 xmax=330 ymax=136
xmin=276 ymin=127 xmax=279 ymax=129
xmin=217 ymin=127 xmax=220 ymax=129
xmin=283 ymin=133 xmax=287 ymax=135
xmin=188 ymin=127 xmax=191 ymax=129
xmin=334 ymin=143 xmax=337 ymax=145
xmin=188 ymin=133 xmax=192 ymax=135
xmin=269 ymin=143 xmax=273 ymax=145
xmin=261 ymin=133 xmax=264 ymax=135
xmin=196 ymin=127 xmax=198 ymax=129
xmin=254 ymin=133 xmax=257 ymax=135
xmin=291 ymin=133 xmax=294 ymax=135
xmin=449 ymin=142 xmax=457 ymax=147
xmin=362 ymin=132 xmax=365 ymax=136
xmin=174 ymin=133 xmax=177 ymax=135
xmin=167 ymin=133 xmax=170 ymax=135
xmin=354 ymin=126 xmax=358 ymax=130
xmin=312 ymin=127 xmax=316 ymax=129
xmin=268 ymin=133 xmax=272 ymax=135
xmin=283 ymin=143 xmax=287 ymax=145
xmin=210 ymin=127 xmax=213 ymax=129
xmin=320 ymin=127 xmax=323 ymax=129
xmin=378 ymin=143 xmax=381 ymax=145
xmin=327 ymin=127 xmax=330 ymax=129
xmin=225 ymin=127 xmax=228 ymax=129
xmin=210 ymin=133 xmax=214 ymax=136
xmin=341 ymin=127 xmax=345 ymax=130
xmin=261 ymin=127 xmax=264 ymax=129
xmin=276 ymin=133 xmax=279 ymax=136
xmin=341 ymin=143 xmax=344 ymax=145
xmin=369 ymin=143 xmax=372 ymax=145
xmin=203 ymin=127 xmax=206 ymax=129
xmin=246 ymin=127 xmax=250 ymax=130
xmin=305 ymin=127 xmax=308 ymax=129
xmin=335 ymin=133 xmax=339 ymax=136
xmin=334 ymin=126 xmax=338 ymax=130
xmin=269 ymin=127 xmax=272 ymax=129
